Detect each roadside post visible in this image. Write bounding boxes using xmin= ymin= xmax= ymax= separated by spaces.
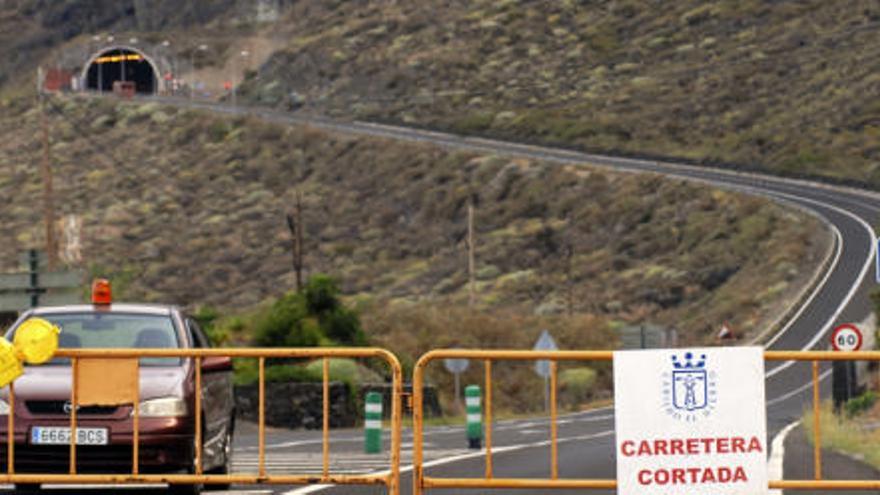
xmin=614 ymin=347 xmax=768 ymax=495
xmin=465 ymin=385 xmax=482 ymax=449
xmin=831 ymin=323 xmax=863 ymax=411
xmin=364 ymin=391 xmax=383 ymax=454
xmin=533 ymin=330 xmax=558 ymax=411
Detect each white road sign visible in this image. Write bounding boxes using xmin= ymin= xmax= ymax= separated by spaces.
xmin=614 ymin=347 xmax=767 ymax=495
xmin=533 ymin=329 xmax=558 ymax=378
xmin=444 ymin=357 xmax=469 ymax=374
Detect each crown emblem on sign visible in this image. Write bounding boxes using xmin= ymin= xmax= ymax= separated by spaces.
xmin=671 ymin=352 xmax=706 ymax=369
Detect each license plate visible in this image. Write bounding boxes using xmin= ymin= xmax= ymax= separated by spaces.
xmin=31 ymin=427 xmax=109 ymax=445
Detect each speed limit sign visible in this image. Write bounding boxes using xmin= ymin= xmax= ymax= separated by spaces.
xmin=831 ymin=323 xmax=863 ymax=352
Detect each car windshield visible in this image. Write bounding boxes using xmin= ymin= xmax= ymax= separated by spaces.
xmin=13 ymin=312 xmax=181 ymax=366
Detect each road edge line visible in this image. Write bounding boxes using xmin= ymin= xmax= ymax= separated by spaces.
xmin=768 ymin=420 xmax=801 ymax=494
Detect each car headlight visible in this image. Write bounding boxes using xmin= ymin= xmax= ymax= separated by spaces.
xmin=135 ymin=397 xmax=187 ymax=417
xmin=0 ymin=398 xmax=9 ymax=415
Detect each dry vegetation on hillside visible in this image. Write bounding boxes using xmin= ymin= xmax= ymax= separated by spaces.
xmin=240 ymin=0 xmax=880 ymax=185
xmin=2 ymin=1 xmax=877 ymax=185
xmin=0 ymin=96 xmax=828 ymax=347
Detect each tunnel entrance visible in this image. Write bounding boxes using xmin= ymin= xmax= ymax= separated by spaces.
xmin=84 ymin=48 xmax=157 ymax=94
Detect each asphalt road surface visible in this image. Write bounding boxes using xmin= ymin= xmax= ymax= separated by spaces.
xmin=35 ymin=94 xmax=880 ymax=494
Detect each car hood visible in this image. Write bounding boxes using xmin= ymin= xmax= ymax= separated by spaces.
xmin=5 ymin=365 xmax=188 ymax=402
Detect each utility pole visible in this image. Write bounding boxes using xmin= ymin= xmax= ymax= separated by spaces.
xmin=38 ymin=87 xmax=58 ymax=270
xmin=565 ymin=243 xmax=574 ymax=317
xmin=286 ymin=191 xmax=304 ymax=292
xmin=467 ymin=196 xmax=476 ymax=308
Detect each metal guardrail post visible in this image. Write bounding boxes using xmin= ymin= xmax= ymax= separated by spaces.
xmin=7 ymin=382 xmax=14 ymax=475
xmin=812 ymin=360 xmax=822 ymax=480
xmin=258 ymin=356 xmax=266 ymax=478
xmin=69 ymin=356 xmax=78 ymax=475
xmin=322 ymin=357 xmax=330 ymax=481
xmin=485 ymin=360 xmax=493 ymax=478
xmin=550 ymin=360 xmax=558 ymax=480
xmin=194 ymin=356 xmax=202 ymax=476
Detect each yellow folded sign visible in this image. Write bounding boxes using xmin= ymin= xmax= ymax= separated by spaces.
xmin=0 ymin=317 xmax=60 ymax=387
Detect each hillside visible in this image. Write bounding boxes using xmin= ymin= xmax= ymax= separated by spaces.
xmin=2 ymin=1 xmax=877 ymax=184
xmin=237 ymin=0 xmax=880 ymax=186
xmin=0 ymin=95 xmax=828 ymax=345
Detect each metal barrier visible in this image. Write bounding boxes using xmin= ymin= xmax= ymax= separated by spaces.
xmin=2 ymin=347 xmax=403 ymax=493
xmin=412 ymin=349 xmax=880 ymax=493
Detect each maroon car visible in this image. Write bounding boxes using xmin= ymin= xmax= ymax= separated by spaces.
xmin=0 ymin=289 xmax=235 ymax=494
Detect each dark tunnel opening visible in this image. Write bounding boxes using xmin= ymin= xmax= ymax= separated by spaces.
xmin=85 ymin=48 xmax=156 ymax=94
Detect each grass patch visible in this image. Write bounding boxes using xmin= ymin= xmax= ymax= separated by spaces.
xmin=802 ymin=398 xmax=880 ymax=469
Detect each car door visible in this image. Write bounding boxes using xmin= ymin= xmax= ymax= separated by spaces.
xmin=185 ymin=317 xmax=234 ymax=467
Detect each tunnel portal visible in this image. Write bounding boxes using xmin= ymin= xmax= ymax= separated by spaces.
xmin=84 ymin=48 xmax=157 ymax=94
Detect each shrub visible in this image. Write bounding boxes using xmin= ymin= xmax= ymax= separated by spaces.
xmin=844 ymin=391 xmax=877 ymax=418
xmin=305 ymin=275 xmax=341 ymax=314
xmin=252 ymin=292 xmax=323 ymax=347
xmin=559 ymin=367 xmax=598 ymax=410
xmin=304 ymin=358 xmax=382 ymax=384
xmin=234 ymin=360 xmax=321 ymax=385
xmin=192 ymin=306 xmax=232 ymax=346
xmin=252 ymin=275 xmax=366 ymax=347
xmin=321 ymin=308 xmax=367 ymax=346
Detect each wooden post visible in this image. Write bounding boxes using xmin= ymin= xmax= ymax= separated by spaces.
xmin=39 ymin=93 xmax=58 ymax=270
xmin=467 ymin=198 xmax=475 ymax=308
xmin=565 ymin=243 xmax=574 ymax=317
xmin=286 ymin=191 xmax=304 ymax=292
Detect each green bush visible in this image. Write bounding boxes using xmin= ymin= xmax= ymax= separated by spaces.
xmin=252 ymin=292 xmax=323 ymax=347
xmin=321 ymin=308 xmax=367 ymax=346
xmin=233 ymin=360 xmax=321 ymax=385
xmin=844 ymin=391 xmax=877 ymax=418
xmin=192 ymin=306 xmax=232 ymax=346
xmin=559 ymin=367 xmax=597 ymax=411
xmin=252 ymin=275 xmax=366 ymax=347
xmin=305 ymin=274 xmax=341 ymax=314
xmin=304 ymin=358 xmax=382 ymax=384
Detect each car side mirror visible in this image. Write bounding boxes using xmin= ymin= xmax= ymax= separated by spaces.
xmin=201 ymin=356 xmax=233 ymax=373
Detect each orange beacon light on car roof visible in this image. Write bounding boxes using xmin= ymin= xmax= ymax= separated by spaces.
xmin=91 ymin=278 xmax=112 ymax=305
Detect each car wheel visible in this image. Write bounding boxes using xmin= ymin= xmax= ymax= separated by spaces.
xmin=171 ymin=434 xmax=204 ymax=495
xmin=169 ymin=483 xmax=201 ymax=495
xmin=205 ymin=423 xmax=234 ymax=491
xmin=13 ymin=483 xmax=40 ymax=493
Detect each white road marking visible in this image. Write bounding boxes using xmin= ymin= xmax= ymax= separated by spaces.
xmin=762 ymin=191 xmax=876 ymax=377
xmin=754 ymin=225 xmax=842 ymax=348
xmin=282 ymin=430 xmax=615 ymax=494
xmin=768 ymin=420 xmax=801 ymax=494
xmin=767 ymin=370 xmax=832 ymax=407
xmin=519 ymin=429 xmax=543 ymax=435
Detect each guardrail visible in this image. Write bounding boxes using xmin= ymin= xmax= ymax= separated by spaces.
xmin=2 ymin=347 xmax=403 ymax=493
xmin=412 ymin=349 xmax=880 ymax=493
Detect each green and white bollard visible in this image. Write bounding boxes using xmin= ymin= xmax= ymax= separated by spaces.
xmin=465 ymin=385 xmax=482 ymax=449
xmin=364 ymin=391 xmax=383 ymax=454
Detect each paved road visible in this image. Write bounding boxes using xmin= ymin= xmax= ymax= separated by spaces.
xmin=56 ymin=95 xmax=880 ymax=494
